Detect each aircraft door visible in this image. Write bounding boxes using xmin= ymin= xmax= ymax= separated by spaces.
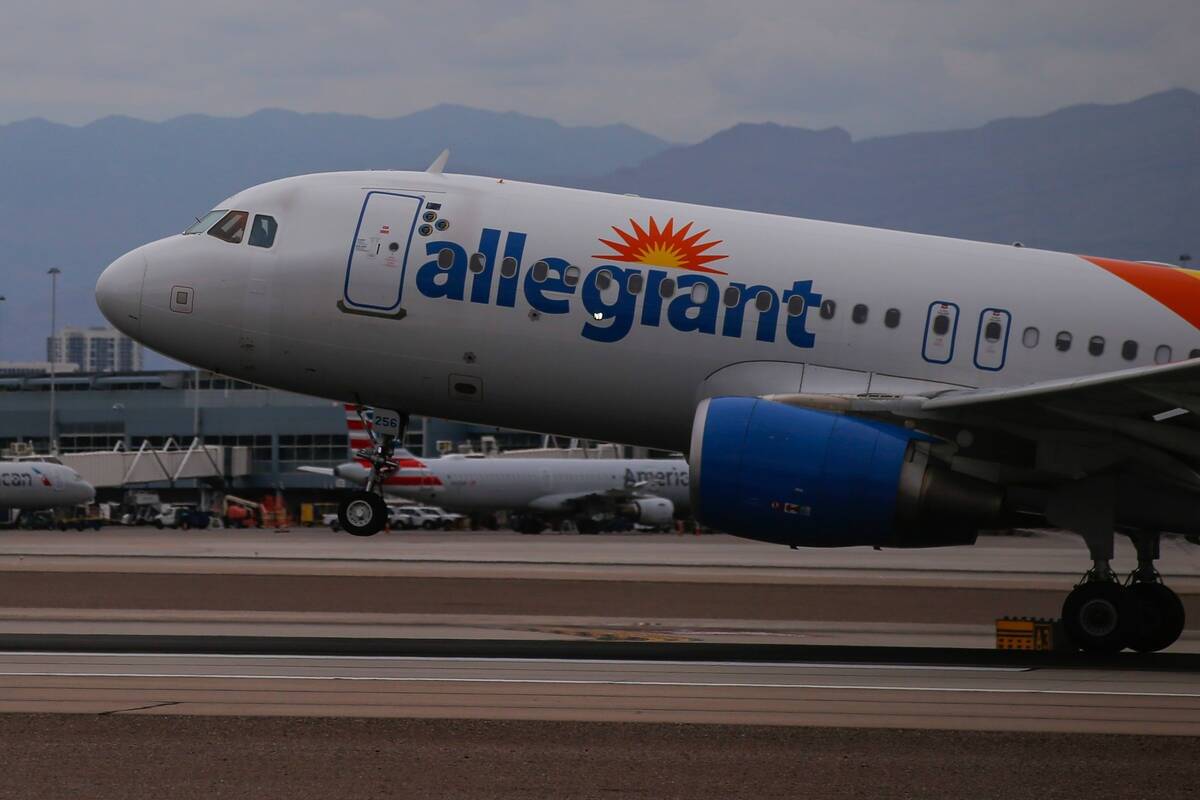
xmin=922 ymin=302 xmax=959 ymax=364
xmin=342 ymin=191 xmax=424 ymax=314
xmin=973 ymin=308 xmax=1012 ymax=371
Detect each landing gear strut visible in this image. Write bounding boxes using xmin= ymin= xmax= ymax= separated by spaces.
xmin=337 ymin=406 xmax=407 ymax=537
xmin=1061 ymin=529 xmax=1185 ymax=654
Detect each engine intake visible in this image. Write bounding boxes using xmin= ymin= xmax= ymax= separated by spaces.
xmin=690 ymin=397 xmax=1002 ymax=548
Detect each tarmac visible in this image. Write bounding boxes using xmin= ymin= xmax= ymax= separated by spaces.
xmin=0 ymin=527 xmax=1196 ymax=797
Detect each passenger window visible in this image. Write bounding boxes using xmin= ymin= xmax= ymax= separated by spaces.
xmin=852 ymin=304 xmax=868 ymax=324
xmin=627 ymin=273 xmax=644 ymax=294
xmin=820 ymin=300 xmax=837 ymax=320
xmin=1055 ymin=331 xmax=1072 ymax=352
xmin=595 ymin=269 xmax=612 ymax=290
xmin=932 ymin=314 xmax=951 ymax=336
xmin=564 ymin=265 xmax=581 ymax=286
xmin=690 ymin=281 xmax=709 ymax=303
xmin=1191 ymin=349 xmax=1200 ymax=360
xmin=787 ymin=296 xmax=805 ymax=317
xmin=1154 ymin=345 xmax=1172 ymax=364
xmin=659 ymin=278 xmax=676 ymax=298
xmin=248 ymin=215 xmax=277 ymax=248
xmin=207 ymin=210 xmax=248 ymax=244
xmin=1022 ymin=327 xmax=1040 ymax=348
xmin=723 ymin=286 xmax=741 ymax=307
xmin=500 ymin=257 xmax=518 ymax=279
xmin=469 ymin=253 xmax=487 ymax=274
xmin=984 ymin=320 xmax=1003 ymax=342
xmin=185 ymin=209 xmax=226 ymax=235
xmin=884 ymin=308 xmax=900 ymax=328
xmin=1088 ymin=336 xmax=1105 ymax=356
xmin=531 ymin=261 xmax=549 ymax=283
xmin=1121 ymin=340 xmax=1138 ymax=361
xmin=754 ymin=291 xmax=773 ymax=312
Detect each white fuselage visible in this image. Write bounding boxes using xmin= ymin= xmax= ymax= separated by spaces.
xmin=96 ymin=171 xmax=1200 ymax=453
xmin=0 ymin=462 xmax=95 ymax=508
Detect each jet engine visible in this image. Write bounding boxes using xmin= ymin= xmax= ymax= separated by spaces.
xmin=620 ymin=497 xmax=675 ymax=526
xmin=690 ymin=397 xmax=1003 ymax=548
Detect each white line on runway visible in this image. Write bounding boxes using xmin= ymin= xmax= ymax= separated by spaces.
xmin=1 ymin=670 xmax=1196 ymax=698
xmin=0 ymin=653 xmax=1029 ymax=672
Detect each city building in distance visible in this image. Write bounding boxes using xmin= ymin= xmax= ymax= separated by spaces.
xmin=47 ymin=326 xmax=143 ymax=373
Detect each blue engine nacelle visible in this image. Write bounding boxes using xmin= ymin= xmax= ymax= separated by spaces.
xmin=690 ymin=397 xmax=1003 ymax=548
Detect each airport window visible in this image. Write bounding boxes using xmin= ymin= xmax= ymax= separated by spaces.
xmin=1022 ymin=327 xmax=1040 ymax=348
xmin=659 ymin=278 xmax=676 ymax=298
xmin=690 ymin=281 xmax=709 ymax=304
xmin=469 ymin=253 xmax=486 ymax=274
xmin=984 ymin=320 xmax=1003 ymax=342
xmin=787 ymin=295 xmax=805 ymax=317
xmin=563 ymin=265 xmax=581 ymax=286
xmin=531 ymin=261 xmax=549 ymax=283
xmin=723 ymin=286 xmax=741 ymax=307
xmin=1055 ymin=331 xmax=1072 ymax=352
xmin=1155 ymin=345 xmax=1172 ymax=364
xmin=820 ymin=300 xmax=836 ymax=320
xmin=884 ymin=308 xmax=901 ymax=328
xmin=1121 ymin=340 xmax=1138 ymax=361
xmin=185 ymin=209 xmax=226 ymax=235
xmin=248 ymin=215 xmax=277 ymax=248
xmin=627 ymin=272 xmax=644 ymax=294
xmin=500 ymin=256 xmax=518 ymax=279
xmin=754 ymin=291 xmax=773 ymax=312
xmin=932 ymin=313 xmax=951 ymax=336
xmin=1088 ymin=336 xmax=1105 ymax=356
xmin=852 ymin=304 xmax=868 ymax=324
xmin=207 ymin=210 xmax=248 ymax=244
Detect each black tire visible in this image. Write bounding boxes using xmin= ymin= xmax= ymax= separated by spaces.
xmin=576 ymin=519 xmax=600 ymax=535
xmin=338 ymin=491 xmax=388 ymax=537
xmin=1062 ymin=582 xmax=1138 ymax=654
xmin=1126 ymin=583 xmax=1186 ymax=653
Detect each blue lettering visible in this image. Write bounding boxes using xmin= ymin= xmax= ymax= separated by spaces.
xmin=667 ymin=274 xmax=719 ymax=335
xmin=721 ymin=283 xmax=779 ymax=343
xmin=497 ymin=232 xmax=526 ymax=308
xmin=523 ymin=257 xmax=575 ymax=315
xmin=640 ymin=269 xmax=668 ymax=327
xmin=415 ymin=241 xmax=468 ymax=300
xmin=581 ymin=266 xmax=638 ymax=343
xmin=783 ymin=280 xmax=821 ymax=349
xmin=468 ymin=228 xmax=502 ymax=304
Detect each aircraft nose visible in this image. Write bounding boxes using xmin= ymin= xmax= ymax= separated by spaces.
xmin=96 ymin=249 xmax=146 ymax=337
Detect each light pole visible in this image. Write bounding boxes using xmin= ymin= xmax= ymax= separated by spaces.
xmin=47 ymin=268 xmax=60 ymax=456
xmin=0 ymin=295 xmax=6 ymax=362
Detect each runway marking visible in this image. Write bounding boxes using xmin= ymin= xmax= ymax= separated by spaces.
xmin=0 ymin=653 xmax=1029 ymax=672
xmin=1 ymin=670 xmax=1197 ymax=699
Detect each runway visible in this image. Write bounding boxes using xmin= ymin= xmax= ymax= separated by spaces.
xmin=0 ymin=647 xmax=1197 ymax=735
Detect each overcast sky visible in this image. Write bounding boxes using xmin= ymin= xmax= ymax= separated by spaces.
xmin=2 ymin=1 xmax=1198 ymax=140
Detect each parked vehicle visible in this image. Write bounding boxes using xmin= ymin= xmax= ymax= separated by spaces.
xmin=410 ymin=506 xmax=463 ymax=530
xmin=152 ymin=504 xmax=212 ymax=530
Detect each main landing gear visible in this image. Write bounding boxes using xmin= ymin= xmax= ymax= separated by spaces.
xmin=1061 ymin=530 xmax=1185 ymax=654
xmin=337 ymin=406 xmax=407 ymax=537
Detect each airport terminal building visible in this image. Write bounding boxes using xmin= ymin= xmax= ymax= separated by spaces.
xmin=0 ymin=369 xmax=547 ymax=493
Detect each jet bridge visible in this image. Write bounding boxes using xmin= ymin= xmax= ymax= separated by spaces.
xmin=59 ymin=438 xmax=251 ymax=488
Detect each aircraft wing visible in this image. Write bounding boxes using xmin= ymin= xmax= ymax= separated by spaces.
xmin=765 ymin=358 xmax=1200 ymax=489
xmin=527 ymin=488 xmax=663 ymax=513
xmin=296 ymin=466 xmax=337 ymax=477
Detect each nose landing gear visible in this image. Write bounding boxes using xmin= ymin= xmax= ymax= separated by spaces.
xmin=336 ymin=406 xmax=407 ymax=537
xmin=1061 ymin=530 xmax=1185 ymax=654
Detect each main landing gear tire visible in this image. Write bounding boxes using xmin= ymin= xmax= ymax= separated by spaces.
xmin=338 ymin=491 xmax=388 ymax=537
xmin=1061 ymin=582 xmax=1139 ymax=655
xmin=1126 ymin=582 xmax=1186 ymax=654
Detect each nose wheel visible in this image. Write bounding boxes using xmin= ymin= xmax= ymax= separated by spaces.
xmin=336 ymin=406 xmax=407 ymax=537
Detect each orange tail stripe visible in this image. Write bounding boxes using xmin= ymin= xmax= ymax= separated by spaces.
xmin=1081 ymin=255 xmax=1200 ymax=329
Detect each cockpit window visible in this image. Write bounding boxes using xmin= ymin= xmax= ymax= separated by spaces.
xmin=208 ymin=210 xmax=249 ymax=244
xmin=248 ymin=215 xmax=278 ymax=248
xmin=184 ymin=210 xmax=226 ymax=235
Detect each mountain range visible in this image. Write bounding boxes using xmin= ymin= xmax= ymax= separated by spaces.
xmin=0 ymin=90 xmax=1196 ymax=363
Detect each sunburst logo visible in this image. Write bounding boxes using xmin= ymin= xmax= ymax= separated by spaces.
xmin=594 ymin=217 xmax=728 ymax=275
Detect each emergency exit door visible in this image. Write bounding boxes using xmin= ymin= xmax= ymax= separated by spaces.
xmin=973 ymin=308 xmax=1012 ymax=371
xmin=922 ymin=301 xmax=959 ymax=364
xmin=343 ymin=191 xmax=423 ymax=313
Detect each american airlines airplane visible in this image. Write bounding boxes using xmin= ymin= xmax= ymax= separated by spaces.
xmin=96 ymin=152 xmax=1200 ymax=653
xmin=0 ymin=461 xmax=95 ymax=510
xmin=300 ymin=405 xmax=688 ymax=532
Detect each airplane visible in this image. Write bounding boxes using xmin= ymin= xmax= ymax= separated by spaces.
xmin=299 ymin=404 xmax=688 ymax=533
xmin=96 ymin=151 xmax=1200 ymax=653
xmin=0 ymin=461 xmax=96 ymax=513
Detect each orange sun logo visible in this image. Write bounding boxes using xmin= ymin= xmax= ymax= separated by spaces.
xmin=594 ymin=217 xmax=728 ymax=275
